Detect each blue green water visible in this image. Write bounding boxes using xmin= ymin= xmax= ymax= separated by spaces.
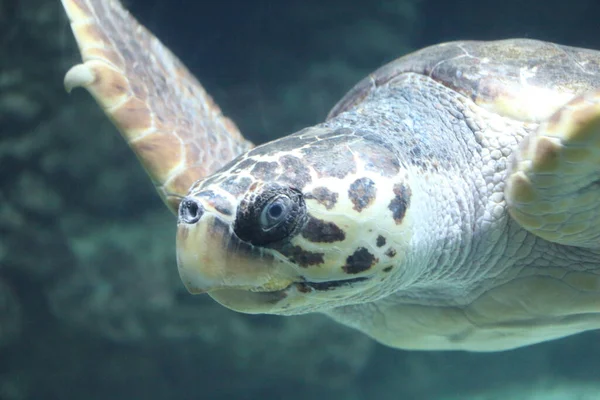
xmin=1 ymin=0 xmax=599 ymax=399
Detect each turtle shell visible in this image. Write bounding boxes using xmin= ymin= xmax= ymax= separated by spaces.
xmin=329 ymin=39 xmax=600 ymax=123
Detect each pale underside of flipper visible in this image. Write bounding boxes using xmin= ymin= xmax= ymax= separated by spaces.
xmin=506 ymin=90 xmax=600 ymax=248
xmin=61 ymin=0 xmax=253 ymax=213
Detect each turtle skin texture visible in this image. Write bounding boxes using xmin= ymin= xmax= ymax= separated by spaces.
xmin=61 ymin=0 xmax=600 ymax=351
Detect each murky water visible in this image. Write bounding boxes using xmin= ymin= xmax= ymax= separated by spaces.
xmin=1 ymin=0 xmax=599 ymax=399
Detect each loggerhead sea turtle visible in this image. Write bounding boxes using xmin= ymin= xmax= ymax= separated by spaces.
xmin=61 ymin=0 xmax=600 ymax=351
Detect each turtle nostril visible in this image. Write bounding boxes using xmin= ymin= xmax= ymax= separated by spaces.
xmin=179 ymin=198 xmax=203 ymax=224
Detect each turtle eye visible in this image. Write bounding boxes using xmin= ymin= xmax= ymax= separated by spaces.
xmin=259 ymin=196 xmax=291 ymax=231
xmin=234 ymin=185 xmax=306 ymax=246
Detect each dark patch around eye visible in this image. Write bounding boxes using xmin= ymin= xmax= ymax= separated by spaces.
xmin=305 ymin=186 xmax=338 ymax=210
xmin=213 ymin=218 xmax=267 ymax=260
xmin=385 ymin=248 xmax=397 ymax=258
xmin=376 ymin=235 xmax=386 ymax=247
xmin=388 ymin=183 xmax=411 ymax=224
xmin=234 ymin=185 xmax=306 ymax=246
xmin=301 ymin=216 xmax=346 ymax=243
xmin=343 ymin=247 xmax=378 ymax=274
xmin=348 ymin=177 xmax=377 ymax=212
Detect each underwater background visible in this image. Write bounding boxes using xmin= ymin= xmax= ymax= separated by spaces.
xmin=1 ymin=0 xmax=600 ymax=399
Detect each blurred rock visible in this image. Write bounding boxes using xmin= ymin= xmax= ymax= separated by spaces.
xmin=0 ymin=278 xmax=21 ymax=348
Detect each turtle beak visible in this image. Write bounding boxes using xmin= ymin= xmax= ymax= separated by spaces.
xmin=176 ymin=196 xmax=297 ymax=295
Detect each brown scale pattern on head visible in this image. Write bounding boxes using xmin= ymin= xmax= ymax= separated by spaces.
xmin=195 ymin=126 xmax=365 ymax=205
xmin=230 ymin=158 xmax=257 ymax=174
xmin=388 ymin=183 xmax=411 ymax=224
xmin=278 ymin=155 xmax=312 ymax=188
xmin=343 ymin=247 xmax=378 ymax=274
xmin=298 ymin=129 xmax=358 ymax=179
xmin=301 ymin=216 xmax=346 ymax=243
xmin=250 ymin=161 xmax=279 ymax=181
xmin=304 ymin=187 xmax=338 ymax=210
xmin=349 ymin=139 xmax=401 ymax=178
xmin=219 ymin=176 xmax=252 ymax=197
xmin=211 ymin=152 xmax=315 ymax=200
xmin=277 ymin=244 xmax=325 ymax=268
xmin=305 ymin=151 xmax=356 ymax=179
xmin=348 ymin=177 xmax=377 ymax=212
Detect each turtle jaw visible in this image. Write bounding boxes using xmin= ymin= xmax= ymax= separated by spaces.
xmin=176 ymin=210 xmax=320 ymax=314
xmin=176 ymin=205 xmax=298 ymax=296
xmin=207 ymin=287 xmax=295 ymax=314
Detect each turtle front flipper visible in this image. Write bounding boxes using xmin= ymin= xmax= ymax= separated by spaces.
xmin=506 ymin=90 xmax=600 ymax=248
xmin=61 ymin=0 xmax=253 ymax=213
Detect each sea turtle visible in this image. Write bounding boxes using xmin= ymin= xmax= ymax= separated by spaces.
xmin=60 ymin=0 xmax=600 ymax=351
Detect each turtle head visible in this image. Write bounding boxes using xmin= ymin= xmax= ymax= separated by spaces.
xmin=176 ymin=126 xmax=414 ymax=315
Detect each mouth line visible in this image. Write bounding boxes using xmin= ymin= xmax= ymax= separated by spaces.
xmin=292 ymin=276 xmax=369 ymax=292
xmin=205 ymin=276 xmax=372 ymax=313
xmin=208 ymin=276 xmax=370 ymax=296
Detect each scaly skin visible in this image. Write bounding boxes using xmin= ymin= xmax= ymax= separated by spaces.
xmin=326 ymin=74 xmax=600 ymax=351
